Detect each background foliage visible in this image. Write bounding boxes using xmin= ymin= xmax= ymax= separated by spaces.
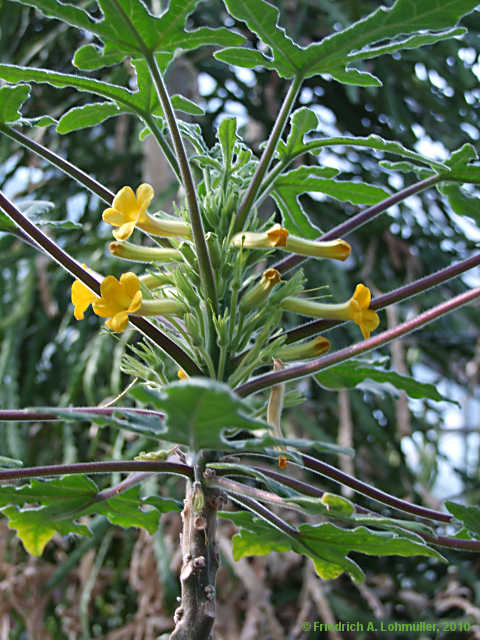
xmin=0 ymin=0 xmax=479 ymax=638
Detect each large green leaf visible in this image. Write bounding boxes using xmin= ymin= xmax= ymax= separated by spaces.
xmin=52 ymin=379 xmax=269 ymax=451
xmin=14 ymin=0 xmax=245 ymax=71
xmin=216 ymin=0 xmax=477 ymax=83
xmin=130 ymin=379 xmax=270 ymax=450
xmin=271 ymin=166 xmax=390 ymax=239
xmin=220 ymin=510 xmax=444 ymax=583
xmin=1 ymin=505 xmax=90 ymax=556
xmin=0 ymin=475 xmax=180 ymax=555
xmin=315 ymin=358 xmax=457 ymax=404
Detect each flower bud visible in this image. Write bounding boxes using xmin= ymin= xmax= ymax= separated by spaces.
xmin=240 ymin=268 xmax=281 ymax=313
xmin=275 ymin=336 xmax=330 ymax=361
xmin=109 ymin=240 xmax=182 ymax=263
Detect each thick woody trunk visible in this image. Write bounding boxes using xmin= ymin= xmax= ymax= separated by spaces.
xmin=170 ymin=478 xmax=220 ymax=640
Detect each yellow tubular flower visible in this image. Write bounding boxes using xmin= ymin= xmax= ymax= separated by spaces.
xmin=103 ymin=184 xmax=154 ymax=241
xmin=109 ymin=240 xmax=183 ymax=263
xmin=71 ymin=264 xmax=99 ymax=320
xmin=71 ymin=280 xmax=99 ymax=320
xmin=232 ymin=223 xmax=289 ymax=249
xmin=177 ymin=368 xmax=188 ymax=380
xmin=92 ymin=272 xmax=143 ymax=332
xmin=103 ymin=184 xmax=192 ymax=241
xmin=285 ymin=236 xmax=351 ymax=261
xmin=232 ymin=224 xmax=350 ymax=261
xmin=281 ymin=283 xmax=380 ymax=339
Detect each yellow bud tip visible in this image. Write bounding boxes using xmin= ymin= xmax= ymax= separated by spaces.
xmin=333 ymin=239 xmax=351 ymax=261
xmin=178 ymin=368 xmax=188 ymax=380
xmin=278 ymin=455 xmax=288 ymax=469
xmin=313 ymin=336 xmax=331 ymax=354
xmin=109 ymin=241 xmax=121 ymax=255
xmin=267 ymin=224 xmax=289 ymax=247
xmin=263 ymin=268 xmax=281 ymax=285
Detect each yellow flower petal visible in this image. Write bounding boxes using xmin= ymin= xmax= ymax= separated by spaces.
xmin=92 ymin=272 xmax=143 ymax=332
xmin=112 ymin=186 xmax=138 ymax=217
xmin=267 ymin=224 xmax=289 ymax=247
xmin=71 ymin=280 xmax=98 ymax=320
xmin=106 ymin=311 xmax=129 ymax=333
xmin=352 ymin=283 xmax=371 ymax=308
xmin=112 ymin=221 xmax=137 ymax=241
xmin=103 ymin=184 xmax=155 ymax=240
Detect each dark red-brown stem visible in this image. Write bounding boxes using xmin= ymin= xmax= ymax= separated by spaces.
xmin=0 ymin=460 xmax=193 ymax=482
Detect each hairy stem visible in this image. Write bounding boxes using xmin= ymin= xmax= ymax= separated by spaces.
xmin=143 ymin=113 xmax=181 ymax=181
xmin=233 ymin=74 xmax=304 ymax=232
xmin=235 ymin=286 xmax=480 ymax=396
xmin=145 ymin=53 xmax=217 ymax=313
xmin=0 ymin=124 xmax=114 ymax=204
xmin=170 ymin=478 xmax=221 ymax=640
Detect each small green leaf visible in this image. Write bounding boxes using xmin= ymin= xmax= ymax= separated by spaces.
xmin=218 ymin=117 xmax=238 ymax=173
xmin=439 ymin=183 xmax=480 ymax=224
xmin=379 ymin=160 xmax=435 ymax=178
xmin=446 ymin=501 xmax=480 ymax=538
xmin=57 ymin=102 xmax=121 ymax=134
xmin=329 ymin=67 xmax=382 ymax=87
xmin=442 ymin=143 xmax=480 ymax=182
xmin=0 ymin=83 xmax=30 ymax=124
xmin=278 ymin=107 xmax=318 ymax=158
xmin=171 ymin=94 xmax=204 ymax=116
xmin=315 ymin=359 xmax=457 ymax=404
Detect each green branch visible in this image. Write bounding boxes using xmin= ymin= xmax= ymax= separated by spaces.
xmin=233 ymin=74 xmax=304 ymax=232
xmin=145 ymin=52 xmax=218 ymax=313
